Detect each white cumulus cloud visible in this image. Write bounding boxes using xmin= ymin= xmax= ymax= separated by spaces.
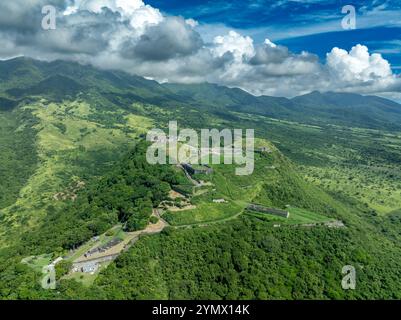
xmin=0 ymin=0 xmax=400 ymax=98
xmin=326 ymin=44 xmax=398 ymax=93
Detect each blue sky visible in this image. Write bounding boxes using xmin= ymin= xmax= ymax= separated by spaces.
xmin=147 ymin=0 xmax=401 ymax=72
xmin=1 ymin=0 xmax=400 ymax=99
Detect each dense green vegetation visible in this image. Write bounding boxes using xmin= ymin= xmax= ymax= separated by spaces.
xmin=0 ymin=108 xmax=38 ymax=209
xmin=1 ymin=58 xmax=401 ymax=300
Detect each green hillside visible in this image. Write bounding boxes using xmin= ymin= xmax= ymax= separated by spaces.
xmin=0 ymin=58 xmax=401 ymax=300
xmin=164 ymin=83 xmax=401 ymax=130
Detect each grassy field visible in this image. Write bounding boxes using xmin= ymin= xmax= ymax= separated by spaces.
xmin=63 ymin=263 xmax=112 ymax=287
xmin=65 ymin=225 xmax=125 ymax=262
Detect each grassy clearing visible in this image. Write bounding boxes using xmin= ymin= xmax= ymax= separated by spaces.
xmin=124 ymin=114 xmax=154 ymax=134
xmin=164 ymin=200 xmax=244 ymax=226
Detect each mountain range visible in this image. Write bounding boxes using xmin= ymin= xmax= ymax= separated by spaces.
xmin=2 ymin=57 xmax=401 ymax=130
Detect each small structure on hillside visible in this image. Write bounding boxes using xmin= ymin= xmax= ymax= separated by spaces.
xmin=247 ymin=204 xmax=290 ymax=219
xmin=84 ymin=238 xmax=122 ymax=257
xmin=182 ymin=163 xmax=213 ymax=175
